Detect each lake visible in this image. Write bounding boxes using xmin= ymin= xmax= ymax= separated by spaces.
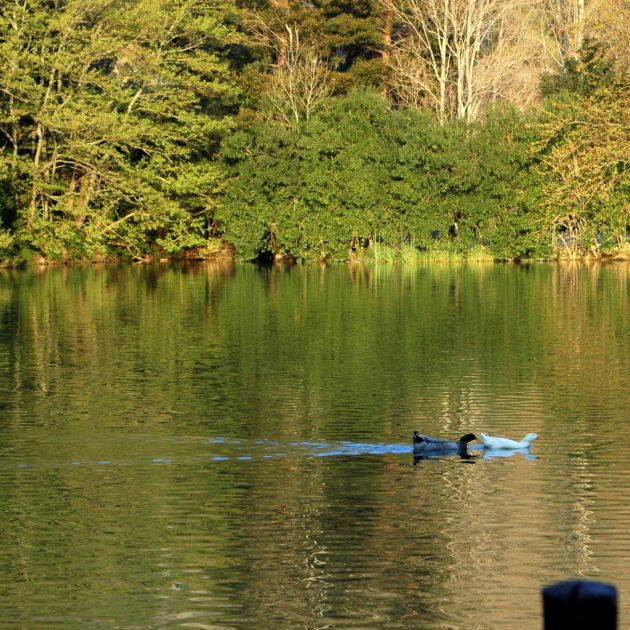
xmin=0 ymin=261 xmax=628 ymax=628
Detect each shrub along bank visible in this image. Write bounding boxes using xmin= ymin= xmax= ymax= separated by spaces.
xmin=219 ymin=91 xmax=543 ymax=262
xmin=219 ymin=48 xmax=628 ymax=263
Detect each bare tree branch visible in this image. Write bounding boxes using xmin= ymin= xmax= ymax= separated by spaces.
xmin=267 ymin=25 xmax=332 ymax=126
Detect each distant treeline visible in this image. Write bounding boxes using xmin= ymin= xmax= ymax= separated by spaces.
xmin=0 ymin=0 xmax=628 ymax=264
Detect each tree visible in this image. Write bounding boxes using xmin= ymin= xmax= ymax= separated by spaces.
xmin=384 ymin=0 xmax=452 ymax=120
xmin=239 ymin=0 xmax=386 ymax=98
xmin=250 ymin=23 xmax=332 ymax=125
xmin=588 ymin=0 xmax=630 ymax=70
xmin=219 ymin=91 xmax=394 ymax=261
xmin=535 ymin=46 xmax=630 ymax=257
xmin=219 ymin=89 xmax=542 ymax=261
xmin=0 ymin=0 xmax=241 ymax=262
xmin=542 ymin=0 xmax=589 ymax=68
xmin=384 ymin=0 xmax=549 ymax=121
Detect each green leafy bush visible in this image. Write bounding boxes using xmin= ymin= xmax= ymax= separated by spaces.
xmin=219 ymin=91 xmax=544 ymax=261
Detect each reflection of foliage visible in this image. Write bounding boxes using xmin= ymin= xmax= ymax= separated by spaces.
xmin=0 ymin=263 xmax=628 ymax=624
xmin=2 ymin=263 xmax=627 ymax=440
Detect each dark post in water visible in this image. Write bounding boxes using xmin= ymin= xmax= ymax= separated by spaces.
xmin=543 ymin=580 xmax=617 ymax=630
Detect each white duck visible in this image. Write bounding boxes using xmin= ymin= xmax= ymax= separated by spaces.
xmin=480 ymin=432 xmax=538 ymax=450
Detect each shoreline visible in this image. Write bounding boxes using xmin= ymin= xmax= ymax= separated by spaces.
xmin=1 ymin=250 xmax=628 ymax=271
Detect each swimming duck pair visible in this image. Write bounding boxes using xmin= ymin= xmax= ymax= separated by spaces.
xmin=412 ymin=431 xmax=538 ymax=453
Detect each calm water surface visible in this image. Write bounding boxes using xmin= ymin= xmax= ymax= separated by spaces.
xmin=0 ymin=262 xmax=628 ymax=628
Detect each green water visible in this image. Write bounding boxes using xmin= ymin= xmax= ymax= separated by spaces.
xmin=0 ymin=262 xmax=628 ymax=628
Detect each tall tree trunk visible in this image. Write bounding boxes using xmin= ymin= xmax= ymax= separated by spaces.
xmin=439 ymin=5 xmax=449 ymax=122
xmin=382 ymin=4 xmax=393 ymax=61
xmin=381 ymin=4 xmax=393 ymax=95
xmin=575 ymin=0 xmax=585 ymax=52
xmin=29 ymin=66 xmax=56 ymax=226
xmin=271 ymin=0 xmax=290 ymax=67
xmin=29 ymin=122 xmax=45 ymax=225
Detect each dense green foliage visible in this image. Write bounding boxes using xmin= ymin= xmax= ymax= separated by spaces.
xmin=0 ymin=2 xmax=628 ymax=264
xmin=238 ymin=0 xmax=385 ymax=98
xmin=536 ymin=44 xmax=630 ymax=256
xmin=220 ymin=92 xmax=541 ymax=261
xmin=0 ymin=0 xmax=240 ymax=262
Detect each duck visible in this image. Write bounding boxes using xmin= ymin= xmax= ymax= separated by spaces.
xmin=480 ymin=432 xmax=538 ymax=450
xmin=412 ymin=432 xmax=477 ymax=454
